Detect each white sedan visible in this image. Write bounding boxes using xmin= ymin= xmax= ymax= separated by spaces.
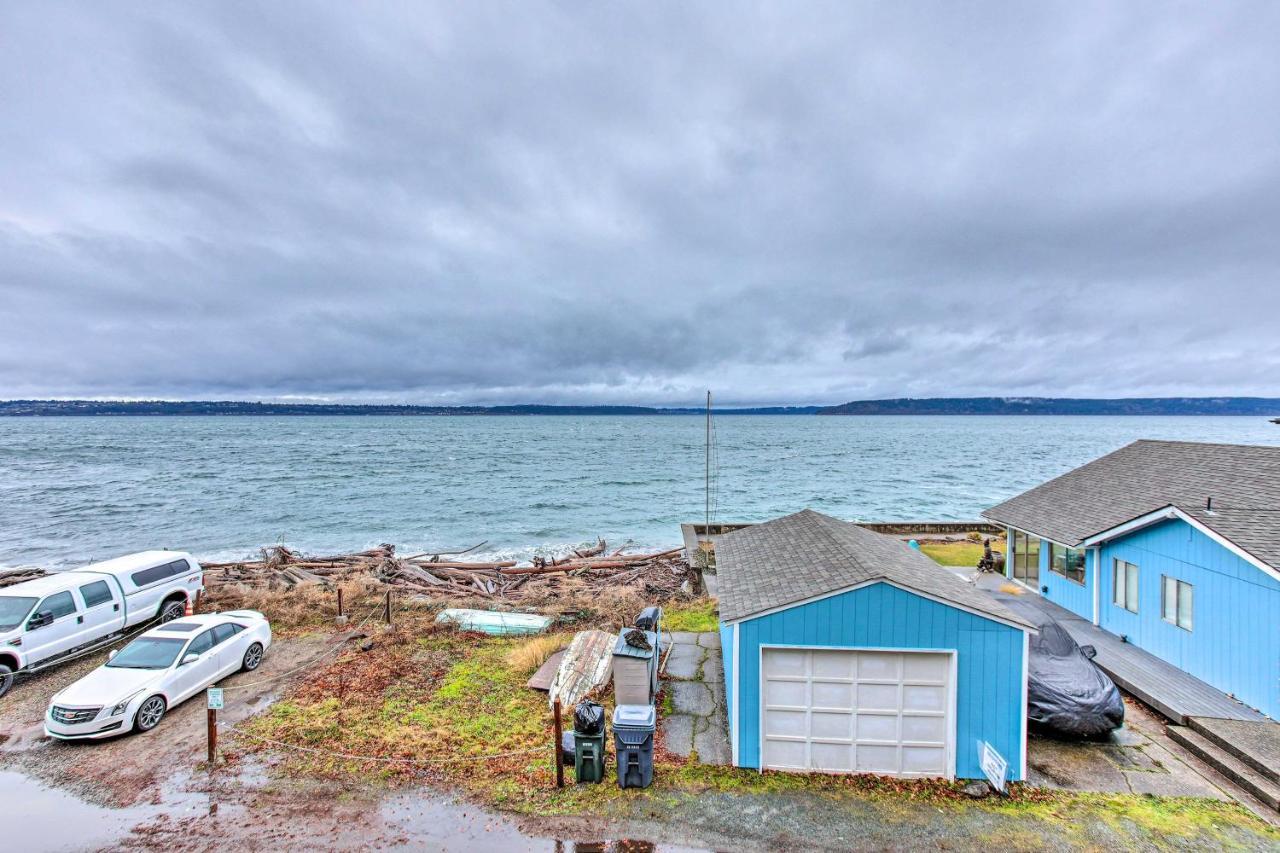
xmin=45 ymin=610 xmax=272 ymax=740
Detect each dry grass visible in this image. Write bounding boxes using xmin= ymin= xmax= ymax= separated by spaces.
xmin=505 ymin=633 xmax=572 ymax=675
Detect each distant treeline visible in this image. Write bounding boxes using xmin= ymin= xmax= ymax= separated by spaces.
xmin=818 ymin=397 xmax=1280 ymax=416
xmin=0 ymin=400 xmax=820 ymax=416
xmin=2 ymin=398 xmax=1278 ymax=417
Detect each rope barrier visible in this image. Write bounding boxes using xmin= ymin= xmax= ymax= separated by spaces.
xmin=221 ymin=723 xmax=545 ymax=765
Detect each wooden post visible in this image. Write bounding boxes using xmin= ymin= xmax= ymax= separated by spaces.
xmin=336 ymin=587 xmax=344 ymax=617
xmin=384 ymin=589 xmax=393 ymax=626
xmin=207 ymin=708 xmax=217 ymax=764
xmin=553 ymin=699 xmax=564 ymax=788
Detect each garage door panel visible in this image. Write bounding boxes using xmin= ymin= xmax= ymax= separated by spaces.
xmin=810 ymin=711 xmax=852 ymax=739
xmin=903 ymin=684 xmax=946 ymax=713
xmin=810 ymin=742 xmax=853 ymax=772
xmin=763 ymin=738 xmax=807 ymax=769
xmin=764 ymin=708 xmax=808 ymax=738
xmin=768 ymin=649 xmax=807 ymax=675
xmin=811 ymin=681 xmax=853 ymax=708
xmin=855 ymin=744 xmax=900 ymax=773
xmin=900 ymin=714 xmax=947 ymax=743
xmin=854 ymin=712 xmax=899 ymax=742
xmin=857 ymin=652 xmax=901 ymax=680
xmin=902 ymin=746 xmax=947 ymax=775
xmin=765 ymin=679 xmax=807 ymax=706
xmin=762 ymin=648 xmax=953 ymax=779
xmin=811 ymin=650 xmax=855 ymax=678
xmin=857 ymin=682 xmax=900 ymax=710
xmin=903 ymin=654 xmax=949 ymax=682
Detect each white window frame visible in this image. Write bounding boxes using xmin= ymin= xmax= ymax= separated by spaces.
xmin=1161 ymin=576 xmax=1193 ymax=631
xmin=1112 ymin=559 xmax=1139 ymax=613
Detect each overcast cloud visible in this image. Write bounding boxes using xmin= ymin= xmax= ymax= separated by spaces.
xmin=1 ymin=2 xmax=1278 ymax=406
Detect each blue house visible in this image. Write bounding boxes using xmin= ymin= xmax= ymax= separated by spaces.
xmin=715 ymin=510 xmax=1034 ymax=782
xmin=984 ymin=440 xmax=1280 ymax=719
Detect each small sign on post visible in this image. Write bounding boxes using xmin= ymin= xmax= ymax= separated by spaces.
xmin=206 ymin=688 xmax=223 ymax=765
xmin=978 ymin=740 xmax=1008 ymax=794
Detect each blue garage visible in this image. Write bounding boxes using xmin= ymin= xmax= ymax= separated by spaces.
xmin=715 ymin=510 xmax=1034 ymax=782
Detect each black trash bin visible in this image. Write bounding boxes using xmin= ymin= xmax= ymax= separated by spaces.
xmin=612 ymin=704 xmax=656 ymax=789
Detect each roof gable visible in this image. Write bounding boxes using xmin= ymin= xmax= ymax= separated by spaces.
xmin=983 ymin=440 xmax=1280 ymax=569
xmin=716 ymin=509 xmax=1031 ymax=629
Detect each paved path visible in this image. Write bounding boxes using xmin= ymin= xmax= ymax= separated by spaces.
xmin=658 ymin=630 xmax=731 ymax=765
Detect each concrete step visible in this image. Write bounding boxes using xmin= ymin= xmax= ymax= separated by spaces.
xmin=1167 ymin=725 xmax=1280 ymax=811
xmin=1187 ymin=717 xmax=1280 ymax=787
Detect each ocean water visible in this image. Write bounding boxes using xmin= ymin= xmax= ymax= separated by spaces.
xmin=1 ymin=415 xmax=1278 ymax=570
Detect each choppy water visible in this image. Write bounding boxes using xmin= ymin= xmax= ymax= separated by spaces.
xmin=2 ymin=415 xmax=1277 ymax=569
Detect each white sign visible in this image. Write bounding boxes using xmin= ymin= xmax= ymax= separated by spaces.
xmin=206 ymin=687 xmax=224 ymax=710
xmin=979 ymin=741 xmax=1008 ymax=793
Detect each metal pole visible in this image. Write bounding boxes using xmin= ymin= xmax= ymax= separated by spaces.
xmin=705 ymin=390 xmax=710 ymax=533
xmin=207 ymin=708 xmax=217 ymax=764
xmin=553 ymin=699 xmax=564 ymax=788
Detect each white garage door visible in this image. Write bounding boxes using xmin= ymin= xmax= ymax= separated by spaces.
xmin=761 ymin=647 xmax=953 ymax=777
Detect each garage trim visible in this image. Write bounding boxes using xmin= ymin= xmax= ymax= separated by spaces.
xmin=757 ymin=643 xmax=958 ymax=780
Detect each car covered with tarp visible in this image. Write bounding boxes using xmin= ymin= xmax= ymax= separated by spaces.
xmin=1027 ymin=619 xmax=1124 ymax=737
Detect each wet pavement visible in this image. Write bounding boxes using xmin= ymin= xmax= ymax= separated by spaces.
xmin=658 ymin=631 xmax=730 ymax=765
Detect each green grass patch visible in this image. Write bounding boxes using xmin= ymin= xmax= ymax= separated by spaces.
xmin=919 ymin=538 xmax=1002 ymax=567
xmin=662 ymin=599 xmax=719 ymax=632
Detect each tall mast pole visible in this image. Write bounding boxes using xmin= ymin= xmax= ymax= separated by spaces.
xmin=705 ymin=390 xmax=711 ymax=532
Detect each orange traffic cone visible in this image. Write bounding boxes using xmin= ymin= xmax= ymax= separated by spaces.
xmin=184 ymin=596 xmax=194 ymax=617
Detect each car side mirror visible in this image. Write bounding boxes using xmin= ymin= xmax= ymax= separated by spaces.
xmin=1080 ymin=644 xmax=1097 ymax=660
xmin=27 ymin=610 xmax=53 ymax=630
xmin=108 ymin=649 xmax=117 ymax=660
xmin=181 ymin=653 xmax=199 ymax=666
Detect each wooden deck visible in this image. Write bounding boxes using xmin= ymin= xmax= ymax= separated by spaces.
xmin=979 ymin=576 xmax=1266 ymax=724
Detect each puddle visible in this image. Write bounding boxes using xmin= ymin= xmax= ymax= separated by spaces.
xmin=0 ymin=768 xmax=229 ymax=851
xmin=381 ymin=793 xmax=709 ymax=852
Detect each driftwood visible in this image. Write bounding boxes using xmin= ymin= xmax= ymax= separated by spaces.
xmin=201 ymin=539 xmax=694 ymax=606
xmin=0 ymin=567 xmax=48 ymax=589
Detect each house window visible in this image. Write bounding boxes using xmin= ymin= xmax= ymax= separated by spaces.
xmin=1048 ymin=543 xmax=1087 ymax=585
xmin=1162 ymin=577 xmax=1193 ymax=631
xmin=1011 ymin=531 xmax=1040 ymax=585
xmin=1112 ymin=559 xmax=1139 ymax=613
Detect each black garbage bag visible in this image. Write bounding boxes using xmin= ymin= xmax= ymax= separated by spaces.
xmin=574 ymin=699 xmax=606 ymax=736
xmin=1027 ymin=620 xmax=1125 ymax=737
xmin=560 ymin=731 xmax=576 ymax=765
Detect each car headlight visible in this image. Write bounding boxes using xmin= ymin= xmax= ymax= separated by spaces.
xmin=110 ymin=691 xmax=143 ymax=716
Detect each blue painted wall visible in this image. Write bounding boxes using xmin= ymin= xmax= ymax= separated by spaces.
xmin=1006 ymin=526 xmax=1093 ymax=619
xmin=719 ymin=623 xmax=735 ymax=744
xmin=728 ymin=581 xmax=1027 ymax=780
xmin=1097 ymin=518 xmax=1280 ymax=718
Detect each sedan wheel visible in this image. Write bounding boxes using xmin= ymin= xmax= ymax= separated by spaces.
xmin=159 ymin=600 xmax=186 ymax=623
xmin=0 ymin=664 xmax=13 ymax=699
xmin=241 ymin=642 xmax=264 ymax=672
xmin=134 ymin=695 xmax=166 ymax=732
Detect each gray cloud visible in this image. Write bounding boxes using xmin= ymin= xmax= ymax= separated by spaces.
xmin=1 ymin=2 xmax=1278 ymax=406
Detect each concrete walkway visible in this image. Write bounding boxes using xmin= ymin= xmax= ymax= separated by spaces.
xmin=658 ymin=630 xmax=731 ymax=765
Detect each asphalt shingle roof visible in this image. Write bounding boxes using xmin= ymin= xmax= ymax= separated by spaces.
xmin=983 ymin=440 xmax=1280 ymax=570
xmin=715 ymin=509 xmax=1033 ymax=628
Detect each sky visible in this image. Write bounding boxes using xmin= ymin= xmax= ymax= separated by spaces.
xmin=1 ymin=3 xmax=1278 ymax=407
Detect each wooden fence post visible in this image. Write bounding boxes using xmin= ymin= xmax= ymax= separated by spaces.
xmin=207 ymin=707 xmax=217 ymax=764
xmin=553 ymin=699 xmax=564 ymax=788
xmin=384 ymin=589 xmax=393 ymax=626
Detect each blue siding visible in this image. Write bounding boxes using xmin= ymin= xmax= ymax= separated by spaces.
xmin=719 ymin=623 xmax=735 ymax=744
xmin=1037 ymin=541 xmax=1094 ymax=619
xmin=730 ymin=581 xmax=1026 ymax=780
xmin=1098 ymin=519 xmax=1280 ymax=718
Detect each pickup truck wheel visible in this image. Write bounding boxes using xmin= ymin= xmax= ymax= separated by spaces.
xmin=159 ymin=600 xmax=186 ymax=623
xmin=133 ymin=695 xmax=166 ymax=732
xmin=0 ymin=665 xmax=13 ymax=698
xmin=241 ymin=643 xmax=264 ymax=672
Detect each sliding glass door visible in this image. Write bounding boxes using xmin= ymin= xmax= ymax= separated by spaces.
xmin=1011 ymin=531 xmax=1040 ymax=587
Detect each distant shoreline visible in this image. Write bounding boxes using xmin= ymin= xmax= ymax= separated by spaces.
xmin=2 ymin=397 xmax=1280 ymax=417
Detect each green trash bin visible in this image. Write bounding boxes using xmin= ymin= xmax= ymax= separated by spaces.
xmin=572 ymin=700 xmax=607 ymax=784
xmin=573 ymin=731 xmax=606 ymax=783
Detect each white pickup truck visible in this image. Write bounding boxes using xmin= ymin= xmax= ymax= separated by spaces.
xmin=0 ymin=551 xmax=204 ymax=697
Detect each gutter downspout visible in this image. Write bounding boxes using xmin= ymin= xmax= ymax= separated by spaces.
xmin=1091 ymin=546 xmax=1101 ymax=626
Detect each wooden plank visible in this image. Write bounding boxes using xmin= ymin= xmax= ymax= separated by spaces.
xmin=527 ymin=650 xmax=566 ymax=692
